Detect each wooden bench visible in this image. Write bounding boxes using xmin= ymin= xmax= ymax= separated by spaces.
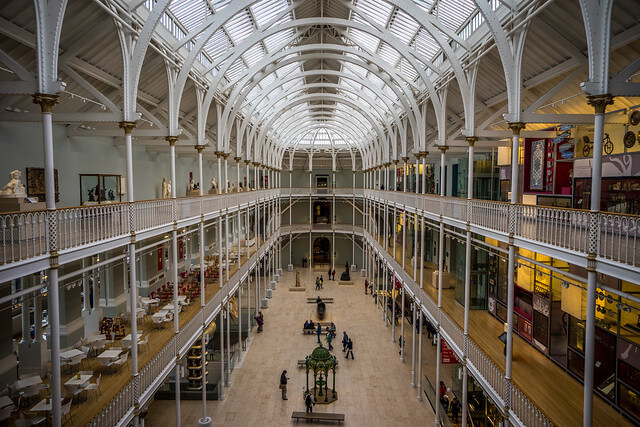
xmin=307 ymin=298 xmax=334 ymax=304
xmin=292 ymin=411 xmax=345 ymax=423
xmin=302 ymin=328 xmax=316 ymax=334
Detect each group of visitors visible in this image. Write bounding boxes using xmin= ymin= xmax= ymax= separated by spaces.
xmin=303 ymin=319 xmax=316 ymax=330
xmin=439 ymin=381 xmax=462 ymax=423
xmin=327 ymin=267 xmax=336 ymax=280
xmin=315 ymin=276 xmax=324 ymax=290
xmin=341 ymin=331 xmax=354 ymax=359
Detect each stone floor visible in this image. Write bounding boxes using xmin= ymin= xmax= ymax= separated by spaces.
xmin=144 ymin=267 xmax=436 ymax=426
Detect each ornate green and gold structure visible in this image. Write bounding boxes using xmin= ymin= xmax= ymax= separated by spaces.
xmin=305 ymin=345 xmax=338 ymax=404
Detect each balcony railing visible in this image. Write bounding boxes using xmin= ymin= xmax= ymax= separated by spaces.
xmin=0 ymin=189 xmax=279 ymax=269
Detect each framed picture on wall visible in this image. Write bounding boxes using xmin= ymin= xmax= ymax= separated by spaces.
xmin=530 ymin=139 xmax=545 ymax=190
xmin=26 ymin=167 xmax=59 ymax=203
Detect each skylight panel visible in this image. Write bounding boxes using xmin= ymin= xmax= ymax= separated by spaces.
xmin=348 ymin=29 xmax=379 ymax=53
xmin=243 ymin=43 xmax=265 ymax=68
xmin=435 ymin=0 xmax=477 ymax=33
xmin=378 ymin=43 xmax=401 ymax=67
xmin=203 ymin=29 xmax=231 ymax=62
xmin=170 ymin=0 xmax=209 ymax=33
xmin=281 ymin=78 xmax=301 ymax=92
xmin=226 ymin=58 xmax=247 ymax=82
xmin=355 ymin=0 xmax=393 ymax=26
xmin=413 ymin=0 xmax=436 ymax=12
xmin=210 ymin=0 xmax=231 ymax=12
xmin=398 ymin=57 xmax=418 ymax=81
xmin=389 ymin=10 xmax=419 ymax=44
xmin=413 ymin=28 xmax=439 ymax=60
xmin=225 ymin=10 xmax=254 ymax=45
xmin=263 ymin=30 xmax=295 ymax=53
xmin=260 ymin=72 xmax=276 ymax=88
xmin=275 ymin=62 xmax=300 ymax=79
xmin=250 ymin=0 xmax=288 ymax=28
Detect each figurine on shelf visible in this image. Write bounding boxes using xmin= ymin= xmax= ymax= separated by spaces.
xmin=210 ymin=177 xmax=217 ymax=190
xmin=0 ymin=170 xmax=26 ymax=197
xmin=189 ymin=178 xmax=195 ymax=191
xmin=167 ymin=180 xmax=172 ymax=197
xmin=162 ymin=177 xmax=169 ymax=198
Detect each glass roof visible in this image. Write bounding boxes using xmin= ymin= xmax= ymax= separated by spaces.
xmin=147 ymin=0 xmax=499 ymax=152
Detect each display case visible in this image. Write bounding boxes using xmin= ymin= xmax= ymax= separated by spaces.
xmin=574 ymin=177 xmax=640 ymax=215
xmin=80 ymin=174 xmax=122 ymax=205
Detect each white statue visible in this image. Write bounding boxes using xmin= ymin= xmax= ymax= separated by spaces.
xmin=210 ymin=177 xmax=217 ymax=189
xmin=0 ymin=170 xmax=26 ymax=197
xmin=188 ymin=178 xmax=195 ymax=191
xmin=167 ymin=180 xmax=172 ymax=197
xmin=162 ymin=177 xmax=168 ymax=198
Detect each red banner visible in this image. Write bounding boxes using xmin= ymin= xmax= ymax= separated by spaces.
xmin=178 ymin=238 xmax=184 ymax=259
xmin=441 ymin=340 xmax=459 ymax=364
xmin=157 ymin=245 xmax=163 ymax=271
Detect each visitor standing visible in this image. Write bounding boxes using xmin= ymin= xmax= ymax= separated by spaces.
xmin=280 ymin=370 xmax=289 ymax=400
xmin=316 ymin=323 xmax=322 ymax=344
xmin=342 ymin=331 xmax=349 ymax=352
xmin=364 ymin=279 xmax=369 ymax=294
xmin=256 ymin=312 xmax=264 ymax=332
xmin=332 ymin=269 xmax=336 ymax=280
xmin=320 ymin=275 xmax=324 ymax=288
xmin=326 ymin=331 xmax=334 ymax=350
xmin=398 ymin=335 xmax=403 ymax=355
xmin=305 ymin=391 xmax=315 ymax=413
xmin=450 ymin=397 xmax=461 ymax=424
xmin=315 ymin=277 xmax=320 ymax=290
xmin=328 ymin=267 xmax=332 ymax=280
xmin=345 ymin=338 xmax=354 ymax=359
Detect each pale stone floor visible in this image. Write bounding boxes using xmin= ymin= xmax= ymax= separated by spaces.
xmin=145 ymin=267 xmax=436 ymax=426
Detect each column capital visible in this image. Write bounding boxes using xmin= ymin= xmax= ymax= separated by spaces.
xmin=587 ymin=94 xmax=615 ymax=114
xmin=234 ymin=156 xmax=242 ymax=163
xmin=32 ymin=93 xmax=59 ymax=113
xmin=245 ymin=160 xmax=252 ymax=165
xmin=507 ymin=122 xmax=526 ymax=135
xmin=253 ymin=161 xmax=261 ymax=167
xmin=119 ymin=121 xmax=137 ymax=135
xmin=194 ymin=145 xmax=206 ymax=154
xmin=214 ymin=151 xmax=224 ymax=158
xmin=165 ymin=135 xmax=179 ymax=146
xmin=384 ymin=162 xmax=391 ymax=167
xmin=438 ymin=145 xmax=449 ymax=154
xmin=402 ymin=157 xmax=409 ymax=162
xmin=223 ymin=152 xmax=230 ymax=159
xmin=465 ymin=136 xmax=478 ymax=146
xmin=393 ymin=160 xmax=399 ymax=165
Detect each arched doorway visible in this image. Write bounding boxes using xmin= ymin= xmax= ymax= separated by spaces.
xmin=313 ymin=237 xmax=331 ymax=265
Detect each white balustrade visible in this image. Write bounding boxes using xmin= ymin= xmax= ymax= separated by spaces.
xmin=0 ymin=211 xmax=48 ymax=265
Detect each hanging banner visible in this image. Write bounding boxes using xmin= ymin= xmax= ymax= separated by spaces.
xmin=157 ymin=244 xmax=163 ymax=271
xmin=179 ymin=238 xmax=184 ymax=259
xmin=441 ymin=340 xmax=459 ymax=364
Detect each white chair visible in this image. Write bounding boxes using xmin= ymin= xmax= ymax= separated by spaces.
xmin=61 ymin=399 xmax=72 ymax=423
xmin=121 ymin=340 xmax=132 ymax=350
xmin=137 ymin=335 xmax=149 ymax=352
xmin=67 ymin=354 xmax=84 ymax=373
xmin=114 ymin=353 xmax=129 ymax=373
xmin=84 ymin=374 xmax=101 ymax=400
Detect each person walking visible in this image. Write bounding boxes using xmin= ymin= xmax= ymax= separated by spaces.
xmin=315 ymin=277 xmax=320 ymax=290
xmin=326 ymin=331 xmax=334 ymax=350
xmin=398 ymin=335 xmax=403 ymax=355
xmin=256 ymin=312 xmax=264 ymax=332
xmin=280 ymin=370 xmax=289 ymax=400
xmin=345 ymin=338 xmax=354 ymax=359
xmin=305 ymin=391 xmax=315 ymax=413
xmin=342 ymin=331 xmax=349 ymax=352
xmin=320 ymin=275 xmax=324 ymax=288
xmin=328 ymin=267 xmax=332 ymax=280
xmin=316 ymin=322 xmax=322 ymax=344
xmin=450 ymin=397 xmax=461 ymax=424
xmin=364 ymin=279 xmax=369 ymax=294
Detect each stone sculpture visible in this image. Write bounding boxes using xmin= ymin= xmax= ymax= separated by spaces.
xmin=162 ymin=177 xmax=168 ymax=198
xmin=0 ymin=170 xmax=26 ymax=197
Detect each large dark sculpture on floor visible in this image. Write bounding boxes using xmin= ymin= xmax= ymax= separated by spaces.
xmin=317 ymin=298 xmax=326 ymax=319
xmin=305 ymin=345 xmax=337 ymax=404
xmin=340 ymin=261 xmax=351 ymax=281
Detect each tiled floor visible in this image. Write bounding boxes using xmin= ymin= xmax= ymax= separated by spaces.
xmin=145 ymin=267 xmax=436 ymax=426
